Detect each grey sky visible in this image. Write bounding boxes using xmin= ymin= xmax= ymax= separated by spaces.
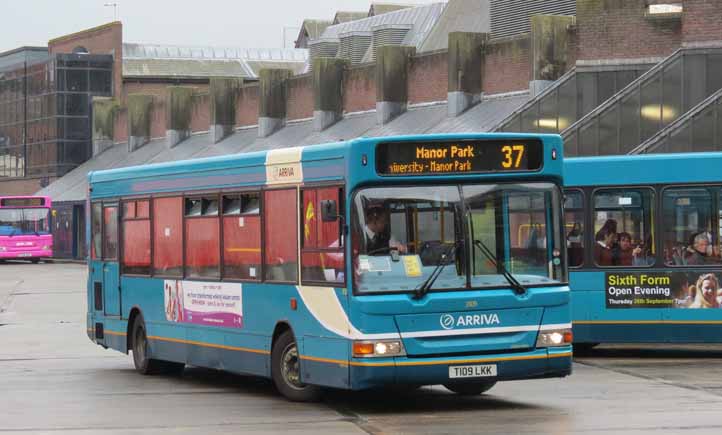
xmin=0 ymin=0 xmax=439 ymax=53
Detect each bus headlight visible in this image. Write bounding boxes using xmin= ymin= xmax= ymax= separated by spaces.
xmin=353 ymin=340 xmax=406 ymax=358
xmin=536 ymin=328 xmax=573 ymax=347
xmin=42 ymin=245 xmax=51 ymax=250
xmin=0 ymin=246 xmax=6 ymax=252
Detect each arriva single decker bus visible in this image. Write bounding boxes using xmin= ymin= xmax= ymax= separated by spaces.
xmin=0 ymin=196 xmax=53 ymax=263
xmin=565 ymin=153 xmax=722 ymax=348
xmin=86 ymin=134 xmax=572 ymax=401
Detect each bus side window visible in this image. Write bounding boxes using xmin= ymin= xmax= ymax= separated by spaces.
xmin=663 ymin=188 xmax=719 ymax=266
xmin=264 ymin=189 xmax=298 ymax=282
xmin=91 ymin=202 xmax=102 ymax=260
xmin=222 ymin=193 xmax=261 ymax=280
xmin=301 ymin=187 xmax=344 ymax=285
xmin=592 ymin=188 xmax=655 ymax=267
xmin=153 ymin=197 xmax=183 ymax=276
xmin=563 ymin=190 xmax=584 ymax=267
xmin=122 ymin=200 xmax=151 ymax=275
xmin=184 ymin=196 xmax=220 ymax=279
xmin=102 ymin=205 xmax=118 ymax=260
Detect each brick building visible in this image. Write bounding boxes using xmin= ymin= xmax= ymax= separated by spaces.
xmin=1 ymin=0 xmax=720 ymax=259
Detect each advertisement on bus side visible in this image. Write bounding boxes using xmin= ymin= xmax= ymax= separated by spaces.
xmin=164 ymin=280 xmax=243 ymax=327
xmin=606 ymin=272 xmax=722 ymax=309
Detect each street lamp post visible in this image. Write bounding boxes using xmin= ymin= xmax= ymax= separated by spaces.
xmin=104 ymin=3 xmax=119 ymax=21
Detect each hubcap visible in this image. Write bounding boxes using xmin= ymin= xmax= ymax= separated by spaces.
xmin=281 ymin=342 xmax=304 ymax=389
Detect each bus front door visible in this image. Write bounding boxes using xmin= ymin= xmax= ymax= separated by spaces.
xmin=101 ymin=204 xmax=121 ymax=317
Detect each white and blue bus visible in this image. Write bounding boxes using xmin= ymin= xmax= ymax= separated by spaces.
xmin=87 ymin=133 xmax=572 ymax=401
xmin=565 ymin=152 xmax=722 ymax=348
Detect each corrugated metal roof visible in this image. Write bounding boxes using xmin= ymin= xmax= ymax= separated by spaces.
xmin=301 ymin=20 xmax=333 ymax=41
xmin=429 ymin=92 xmax=531 ymax=133
xmin=40 ymin=94 xmax=530 ymax=202
xmin=333 ymin=11 xmax=368 ymax=24
xmin=321 ymin=3 xmax=447 ymax=50
xmin=123 ymin=43 xmax=307 ymax=62
xmin=123 ymin=58 xmax=254 ymax=78
xmin=369 ymin=3 xmax=414 ymax=16
xmin=122 ymin=43 xmax=308 ymax=79
xmin=420 ymin=0 xmax=491 ymax=52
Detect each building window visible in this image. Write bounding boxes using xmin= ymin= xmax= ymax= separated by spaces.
xmin=122 ymin=199 xmax=151 ymax=275
xmin=222 ymin=193 xmax=261 ymax=280
xmin=301 ymin=187 xmax=345 ymax=285
xmin=264 ymin=189 xmax=298 ymax=282
xmin=153 ymin=197 xmax=183 ymax=276
xmin=184 ymin=196 xmax=220 ymax=279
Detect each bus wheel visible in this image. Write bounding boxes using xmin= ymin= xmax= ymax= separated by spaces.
xmin=443 ymin=381 xmax=496 ymax=395
xmin=131 ymin=315 xmax=183 ymax=375
xmin=573 ymin=343 xmax=599 ymax=355
xmin=31 ymin=259 xmax=40 ymax=264
xmin=271 ymin=330 xmax=322 ymax=402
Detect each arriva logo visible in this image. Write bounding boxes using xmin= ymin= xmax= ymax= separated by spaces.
xmin=439 ymin=313 xmax=500 ymax=330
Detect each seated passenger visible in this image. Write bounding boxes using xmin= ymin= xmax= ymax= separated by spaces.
xmin=685 ymin=232 xmax=720 ymax=265
xmin=615 ymin=232 xmax=648 ymax=266
xmin=594 ymin=221 xmax=617 ymax=266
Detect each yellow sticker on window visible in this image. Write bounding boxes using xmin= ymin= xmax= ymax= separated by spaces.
xmin=402 ymin=255 xmax=422 ymax=277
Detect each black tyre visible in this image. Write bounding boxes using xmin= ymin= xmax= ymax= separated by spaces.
xmin=271 ymin=330 xmax=322 ymax=402
xmin=131 ymin=314 xmax=184 ymax=375
xmin=444 ymin=381 xmax=496 ymax=395
xmin=31 ymin=258 xmax=40 ymax=264
xmin=573 ymin=342 xmax=599 ymax=355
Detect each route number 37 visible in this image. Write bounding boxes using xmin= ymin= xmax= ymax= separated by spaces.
xmin=501 ymin=145 xmax=525 ymax=168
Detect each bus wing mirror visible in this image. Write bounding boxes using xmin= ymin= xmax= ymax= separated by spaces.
xmin=320 ymin=200 xmax=338 ymax=222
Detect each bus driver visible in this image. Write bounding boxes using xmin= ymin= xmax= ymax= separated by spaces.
xmin=364 ymin=200 xmax=407 ymax=254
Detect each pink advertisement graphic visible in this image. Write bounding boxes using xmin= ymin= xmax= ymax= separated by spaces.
xmin=164 ymin=280 xmax=243 ymax=328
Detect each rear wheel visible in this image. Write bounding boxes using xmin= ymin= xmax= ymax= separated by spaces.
xmin=131 ymin=314 xmax=184 ymax=375
xmin=444 ymin=381 xmax=496 ymax=395
xmin=271 ymin=330 xmax=322 ymax=402
xmin=31 ymin=258 xmax=40 ymax=264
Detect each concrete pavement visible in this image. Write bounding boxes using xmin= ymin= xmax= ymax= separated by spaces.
xmin=1 ymin=262 xmax=722 ymax=434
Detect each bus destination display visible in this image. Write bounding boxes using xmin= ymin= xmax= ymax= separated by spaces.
xmin=0 ymin=198 xmax=45 ymax=207
xmin=376 ymin=139 xmax=543 ymax=176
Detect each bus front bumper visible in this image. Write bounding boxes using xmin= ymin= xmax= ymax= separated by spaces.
xmin=348 ymin=345 xmax=572 ymax=390
xmin=0 ymin=249 xmax=52 ymax=259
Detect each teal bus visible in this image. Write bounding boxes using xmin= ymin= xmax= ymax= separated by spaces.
xmin=565 ymin=153 xmax=722 ymax=348
xmin=86 ymin=133 xmax=572 ymax=401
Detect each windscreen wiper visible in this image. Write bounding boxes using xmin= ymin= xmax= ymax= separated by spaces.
xmin=413 ymin=241 xmax=459 ymax=300
xmin=472 ymin=239 xmax=526 ymax=296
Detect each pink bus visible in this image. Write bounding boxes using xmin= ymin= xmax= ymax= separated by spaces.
xmin=0 ymin=196 xmax=53 ymax=263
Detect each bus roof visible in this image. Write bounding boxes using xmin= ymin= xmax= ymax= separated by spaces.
xmin=89 ymin=133 xmax=563 ymax=199
xmin=564 ymin=152 xmax=722 ymax=187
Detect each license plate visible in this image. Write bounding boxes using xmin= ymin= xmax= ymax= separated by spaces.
xmin=449 ymin=364 xmax=497 ymax=379
xmin=17 ymin=253 xmax=32 ymax=257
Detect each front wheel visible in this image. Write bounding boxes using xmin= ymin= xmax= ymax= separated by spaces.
xmin=444 ymin=381 xmax=496 ymax=395
xmin=271 ymin=330 xmax=322 ymax=402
